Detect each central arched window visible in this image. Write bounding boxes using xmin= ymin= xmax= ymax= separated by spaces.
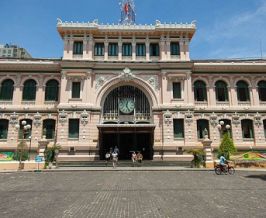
xmin=103 ymin=86 xmax=150 ymax=124
xmin=0 ymin=79 xmax=14 ymax=101
xmin=45 ymin=80 xmax=59 ymax=101
xmin=258 ymin=81 xmax=266 ymax=101
xmin=215 ymin=80 xmax=228 ymax=102
xmin=237 ymin=81 xmax=250 ymax=102
xmin=194 ymin=80 xmax=207 ymax=102
xmin=22 ymin=79 xmax=37 ymax=101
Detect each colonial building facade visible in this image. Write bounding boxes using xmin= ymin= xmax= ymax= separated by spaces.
xmin=0 ymin=18 xmax=266 ymax=161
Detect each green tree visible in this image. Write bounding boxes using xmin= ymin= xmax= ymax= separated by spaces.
xmin=13 ymin=141 xmax=29 ymax=169
xmin=218 ymin=132 xmax=236 ymax=160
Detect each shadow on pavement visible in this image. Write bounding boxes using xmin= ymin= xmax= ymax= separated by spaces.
xmin=245 ymin=174 xmax=266 ymax=181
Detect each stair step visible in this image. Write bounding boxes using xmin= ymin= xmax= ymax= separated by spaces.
xmin=58 ymin=160 xmax=192 ymax=168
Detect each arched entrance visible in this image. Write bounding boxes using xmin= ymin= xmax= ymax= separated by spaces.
xmin=98 ymin=85 xmax=154 ymax=160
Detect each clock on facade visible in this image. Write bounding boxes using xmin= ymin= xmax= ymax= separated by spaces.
xmin=119 ymin=98 xmax=135 ymax=114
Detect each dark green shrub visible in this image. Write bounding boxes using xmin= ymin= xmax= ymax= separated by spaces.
xmin=188 ymin=149 xmax=205 ymax=168
xmin=218 ymin=132 xmax=236 ymax=160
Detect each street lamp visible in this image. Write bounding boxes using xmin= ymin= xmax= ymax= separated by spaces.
xmin=217 ymin=120 xmax=231 ymax=137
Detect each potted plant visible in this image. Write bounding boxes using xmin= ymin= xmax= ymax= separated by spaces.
xmin=44 ymin=144 xmax=60 ymax=169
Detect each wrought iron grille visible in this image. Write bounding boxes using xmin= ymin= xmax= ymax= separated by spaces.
xmin=102 ymin=86 xmax=150 ymax=123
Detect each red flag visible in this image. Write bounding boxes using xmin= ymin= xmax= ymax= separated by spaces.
xmin=124 ymin=3 xmax=129 ymax=14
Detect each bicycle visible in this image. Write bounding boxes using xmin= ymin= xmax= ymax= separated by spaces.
xmin=215 ymin=161 xmax=235 ymax=175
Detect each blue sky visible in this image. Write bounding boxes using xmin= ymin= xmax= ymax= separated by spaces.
xmin=0 ymin=0 xmax=266 ymax=59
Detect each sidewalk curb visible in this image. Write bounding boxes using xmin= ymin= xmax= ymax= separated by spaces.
xmin=1 ymin=167 xmax=266 ymax=173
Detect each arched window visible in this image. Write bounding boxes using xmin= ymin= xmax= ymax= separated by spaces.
xmin=197 ymin=119 xmax=209 ymax=139
xmin=194 ymin=80 xmax=207 ymax=102
xmin=43 ymin=119 xmax=56 ymax=139
xmin=237 ymin=81 xmax=250 ymax=102
xmin=19 ymin=119 xmax=32 ymax=139
xmin=0 ymin=119 xmax=9 ymax=139
xmin=215 ymin=80 xmax=228 ymax=102
xmin=241 ymin=119 xmax=254 ymax=139
xmin=0 ymin=79 xmax=14 ymax=100
xmin=263 ymin=120 xmax=266 ymax=138
xmin=45 ymin=80 xmax=59 ymax=101
xmin=258 ymin=81 xmax=266 ymax=101
xmin=22 ymin=79 xmax=37 ymax=101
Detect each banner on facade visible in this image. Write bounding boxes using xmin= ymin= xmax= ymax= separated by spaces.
xmin=0 ymin=152 xmax=14 ymax=161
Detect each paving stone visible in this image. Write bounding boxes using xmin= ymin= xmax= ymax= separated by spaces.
xmin=0 ymin=171 xmax=265 ymax=218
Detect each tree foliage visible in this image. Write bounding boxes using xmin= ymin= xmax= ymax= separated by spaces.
xmin=218 ymin=132 xmax=236 ymax=160
xmin=13 ymin=141 xmax=29 ymax=161
xmin=188 ymin=149 xmax=205 ymax=168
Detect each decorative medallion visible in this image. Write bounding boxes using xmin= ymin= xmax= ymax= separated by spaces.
xmin=59 ymin=110 xmax=68 ymax=123
xmin=185 ymin=110 xmax=194 ymax=126
xmin=120 ymin=68 xmax=134 ymax=81
xmin=232 ymin=112 xmax=240 ymax=126
xmin=80 ymin=110 xmax=89 ymax=125
xmin=254 ymin=112 xmax=262 ymax=127
xmin=9 ymin=112 xmax=18 ymax=125
xmin=210 ymin=112 xmax=218 ymax=127
xmin=33 ymin=112 xmax=42 ymax=127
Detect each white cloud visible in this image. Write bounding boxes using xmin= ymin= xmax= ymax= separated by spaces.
xmin=192 ymin=1 xmax=266 ymax=59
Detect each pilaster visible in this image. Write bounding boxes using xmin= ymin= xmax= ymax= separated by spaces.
xmin=132 ymin=36 xmax=136 ymax=61
xmin=118 ymin=37 xmax=122 ymax=61
xmin=145 ymin=36 xmax=150 ymax=61
xmin=104 ymin=36 xmax=108 ymax=61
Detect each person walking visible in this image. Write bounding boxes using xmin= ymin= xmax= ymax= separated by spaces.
xmin=105 ymin=151 xmax=111 ymax=166
xmin=112 ymin=151 xmax=118 ymax=168
xmin=131 ymin=151 xmax=137 ymax=167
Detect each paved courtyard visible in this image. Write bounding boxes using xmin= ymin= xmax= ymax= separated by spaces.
xmin=0 ymin=171 xmax=265 ymax=218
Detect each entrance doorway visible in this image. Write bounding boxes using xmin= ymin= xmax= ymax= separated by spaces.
xmin=99 ymin=127 xmax=154 ymax=160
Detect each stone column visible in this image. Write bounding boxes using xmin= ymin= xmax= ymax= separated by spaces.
xmin=88 ymin=35 xmax=94 ymax=60
xmin=68 ymin=37 xmax=74 ymax=59
xmin=184 ymin=39 xmax=190 ymax=61
xmin=160 ymin=36 xmax=165 ymax=61
xmin=145 ymin=36 xmax=150 ymax=61
xmin=36 ymin=77 xmax=44 ymax=105
xmin=202 ymin=134 xmax=214 ymax=168
xmin=166 ymin=37 xmax=171 ymax=60
xmin=63 ymin=36 xmax=71 ymax=60
xmin=179 ymin=38 xmax=186 ymax=60
xmin=83 ymin=35 xmax=89 ymax=60
xmin=118 ymin=37 xmax=122 ymax=61
xmin=132 ymin=37 xmax=136 ymax=61
xmin=252 ymin=85 xmax=260 ymax=106
xmin=209 ymin=85 xmax=216 ymax=106
xmin=186 ymin=72 xmax=193 ymax=105
xmin=104 ymin=37 xmax=108 ymax=61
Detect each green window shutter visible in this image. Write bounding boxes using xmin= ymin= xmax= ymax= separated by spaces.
xmin=0 ymin=119 xmax=9 ymax=139
xmin=194 ymin=81 xmax=207 ymax=101
xmin=173 ymin=82 xmax=181 ymax=99
xmin=258 ymin=81 xmax=266 ymax=101
xmin=237 ymin=81 xmax=250 ymax=101
xmin=108 ymin=43 xmax=118 ymax=56
xmin=94 ymin=43 xmax=104 ymax=56
xmin=150 ymin=43 xmax=159 ymax=56
xmin=215 ymin=81 xmax=228 ymax=101
xmin=170 ymin=42 xmax=180 ymax=55
xmin=68 ymin=119 xmax=79 ymax=139
xmin=73 ymin=41 xmax=83 ymax=55
xmin=22 ymin=80 xmax=36 ymax=101
xmin=122 ymin=43 xmax=132 ymax=56
xmin=43 ymin=119 xmax=55 ymax=139
xmin=136 ymin=43 xmax=146 ymax=56
xmin=0 ymin=79 xmax=14 ymax=100
xmin=197 ymin=120 xmax=209 ymax=139
xmin=72 ymin=82 xmax=80 ymax=98
xmin=173 ymin=119 xmax=184 ymax=138
xmin=45 ymin=80 xmax=59 ymax=101
xmin=241 ymin=120 xmax=254 ymax=139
